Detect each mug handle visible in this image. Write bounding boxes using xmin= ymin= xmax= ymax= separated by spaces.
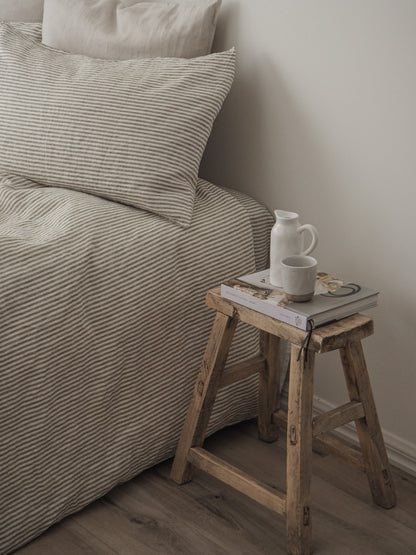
xmin=299 ymin=224 xmax=318 ymax=255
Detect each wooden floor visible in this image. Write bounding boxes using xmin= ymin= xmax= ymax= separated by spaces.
xmin=17 ymin=420 xmax=416 ymax=555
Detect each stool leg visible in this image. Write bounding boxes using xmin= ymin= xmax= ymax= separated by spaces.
xmin=258 ymin=332 xmax=281 ymax=442
xmin=170 ymin=311 xmax=237 ymax=485
xmin=286 ymin=344 xmax=315 ymax=555
xmin=340 ymin=341 xmax=396 ymax=508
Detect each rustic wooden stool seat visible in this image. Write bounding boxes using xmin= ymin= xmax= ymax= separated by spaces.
xmin=171 ymin=287 xmax=396 ymax=554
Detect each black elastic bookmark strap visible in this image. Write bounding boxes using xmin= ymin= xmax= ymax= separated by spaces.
xmin=297 ymin=320 xmax=315 ymax=364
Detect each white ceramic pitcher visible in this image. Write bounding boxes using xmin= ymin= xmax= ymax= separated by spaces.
xmin=270 ymin=210 xmax=318 ymax=287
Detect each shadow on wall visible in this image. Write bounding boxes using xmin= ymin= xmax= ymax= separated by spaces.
xmin=200 ymin=7 xmax=343 ymax=226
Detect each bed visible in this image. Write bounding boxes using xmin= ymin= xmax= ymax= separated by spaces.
xmin=0 ymin=3 xmax=274 ymax=552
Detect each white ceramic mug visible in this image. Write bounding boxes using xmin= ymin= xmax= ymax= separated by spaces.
xmin=270 ymin=210 xmax=319 ymax=287
xmin=281 ymin=255 xmax=318 ymax=302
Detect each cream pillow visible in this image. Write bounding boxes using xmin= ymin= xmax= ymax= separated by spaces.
xmin=42 ymin=0 xmax=221 ymax=59
xmin=0 ymin=0 xmax=43 ymax=22
xmin=0 ymin=23 xmax=235 ymax=227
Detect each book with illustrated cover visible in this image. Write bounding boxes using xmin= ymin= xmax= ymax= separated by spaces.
xmin=221 ymin=269 xmax=378 ymax=330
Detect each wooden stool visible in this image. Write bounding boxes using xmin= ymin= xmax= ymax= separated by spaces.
xmin=171 ymin=288 xmax=396 ymax=555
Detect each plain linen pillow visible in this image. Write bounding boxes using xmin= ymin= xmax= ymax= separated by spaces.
xmin=0 ymin=23 xmax=235 ymax=227
xmin=0 ymin=0 xmax=43 ymax=22
xmin=42 ymin=0 xmax=221 ymax=59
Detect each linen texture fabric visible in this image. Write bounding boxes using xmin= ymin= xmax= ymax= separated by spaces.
xmin=0 ymin=173 xmax=273 ymax=553
xmin=7 ymin=22 xmax=42 ymax=41
xmin=0 ymin=23 xmax=235 ymax=227
xmin=0 ymin=0 xmax=43 ymax=22
xmin=42 ymin=0 xmax=221 ymax=59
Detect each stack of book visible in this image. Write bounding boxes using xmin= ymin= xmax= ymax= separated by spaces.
xmin=221 ymin=269 xmax=378 ymax=330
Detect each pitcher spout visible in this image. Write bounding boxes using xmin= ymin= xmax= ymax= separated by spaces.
xmin=274 ymin=209 xmax=299 ymax=221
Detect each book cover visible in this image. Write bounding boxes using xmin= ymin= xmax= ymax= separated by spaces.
xmin=221 ymin=269 xmax=378 ymax=330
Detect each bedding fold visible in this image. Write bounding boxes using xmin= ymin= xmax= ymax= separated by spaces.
xmin=0 ymin=174 xmax=272 ymax=553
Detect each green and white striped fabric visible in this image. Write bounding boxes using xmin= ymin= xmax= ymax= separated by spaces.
xmin=0 ymin=174 xmax=272 ymax=553
xmin=8 ymin=21 xmax=42 ymax=40
xmin=0 ymin=23 xmax=235 ymax=228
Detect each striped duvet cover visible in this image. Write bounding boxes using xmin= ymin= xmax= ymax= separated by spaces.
xmin=0 ymin=174 xmax=272 ymax=553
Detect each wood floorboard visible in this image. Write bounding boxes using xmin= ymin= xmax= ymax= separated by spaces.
xmin=16 ymin=420 xmax=416 ymax=555
xmin=16 ymin=517 xmax=117 ymax=555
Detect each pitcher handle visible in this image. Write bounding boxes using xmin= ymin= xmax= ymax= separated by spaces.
xmin=299 ymin=224 xmax=318 ymax=255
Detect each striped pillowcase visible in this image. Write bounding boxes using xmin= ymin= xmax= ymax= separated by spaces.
xmin=8 ymin=22 xmax=42 ymax=41
xmin=0 ymin=23 xmax=235 ymax=227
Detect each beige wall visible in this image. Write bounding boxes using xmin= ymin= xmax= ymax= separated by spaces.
xmin=201 ymin=0 xmax=416 ymax=473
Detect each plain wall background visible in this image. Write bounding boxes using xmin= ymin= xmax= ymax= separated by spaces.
xmin=200 ymin=0 xmax=416 ymax=471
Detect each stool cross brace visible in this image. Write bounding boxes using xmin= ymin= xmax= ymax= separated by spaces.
xmin=171 ymin=288 xmax=396 ymax=555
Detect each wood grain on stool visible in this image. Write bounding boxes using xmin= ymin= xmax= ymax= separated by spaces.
xmin=205 ymin=288 xmax=374 ymax=354
xmin=171 ymin=288 xmax=396 ymax=555
xmin=340 ymin=341 xmax=397 ymax=508
xmin=170 ymin=311 xmax=237 ymax=484
xmin=258 ymin=331 xmax=281 ymax=442
xmin=286 ymin=345 xmax=315 ymax=555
